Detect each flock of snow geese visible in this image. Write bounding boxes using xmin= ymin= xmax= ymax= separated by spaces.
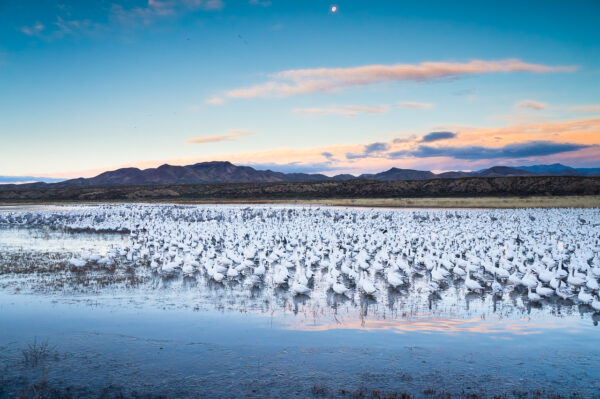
xmin=1 ymin=204 xmax=600 ymax=312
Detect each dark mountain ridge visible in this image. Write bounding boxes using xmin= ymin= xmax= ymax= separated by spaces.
xmin=2 ymin=161 xmax=600 ymax=189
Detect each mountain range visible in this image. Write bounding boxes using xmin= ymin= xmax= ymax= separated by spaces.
xmin=3 ymin=162 xmax=600 ymax=188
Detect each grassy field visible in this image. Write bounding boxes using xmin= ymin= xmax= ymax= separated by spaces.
xmin=174 ymin=195 xmax=600 ymax=208
xmin=1 ymin=196 xmax=599 ymax=208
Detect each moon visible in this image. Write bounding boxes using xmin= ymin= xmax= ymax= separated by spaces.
xmin=331 ymin=5 xmax=338 ymax=13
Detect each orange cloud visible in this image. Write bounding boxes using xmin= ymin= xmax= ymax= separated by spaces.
xmin=454 ymin=117 xmax=600 ymax=146
xmin=39 ymin=118 xmax=600 ymax=179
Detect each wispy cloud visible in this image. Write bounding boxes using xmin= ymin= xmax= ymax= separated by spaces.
xmin=20 ymin=22 xmax=45 ymax=36
xmin=187 ymin=129 xmax=253 ymax=144
xmin=293 ymin=102 xmax=436 ymax=117
xmin=217 ymin=59 xmax=576 ymax=100
xmin=185 ymin=0 xmax=224 ymax=10
xmin=398 ymin=102 xmax=434 ymax=109
xmin=111 ymin=0 xmax=223 ymax=27
xmin=568 ymin=104 xmax=600 ymax=113
xmin=516 ymin=100 xmax=547 ymax=111
xmin=206 ymin=96 xmax=225 ymax=106
xmin=21 ymin=0 xmax=224 ymax=40
xmin=249 ymin=0 xmax=272 ymax=6
xmin=293 ymin=104 xmax=388 ymax=117
xmin=21 ymin=16 xmax=103 ymax=40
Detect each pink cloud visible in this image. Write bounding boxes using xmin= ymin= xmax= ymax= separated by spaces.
xmin=223 ymin=59 xmax=577 ymax=99
xmin=36 ymin=118 xmax=600 ymax=179
xmin=187 ymin=129 xmax=253 ymax=144
xmin=399 ymin=102 xmax=434 ymax=109
xmin=205 ymin=96 xmax=225 ymax=106
xmin=569 ymin=104 xmax=600 ymax=113
xmin=515 ymin=100 xmax=547 ymax=111
xmin=293 ymin=105 xmax=389 ymax=117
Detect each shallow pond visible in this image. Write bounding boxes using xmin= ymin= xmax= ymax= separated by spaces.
xmin=0 ymin=204 xmax=598 ymax=398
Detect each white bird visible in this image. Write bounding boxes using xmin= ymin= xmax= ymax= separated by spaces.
xmin=69 ymin=258 xmax=86 ymax=268
xmin=465 ymin=272 xmax=483 ymax=292
xmin=431 ymin=266 xmax=446 ymax=283
xmin=182 ymin=263 xmax=195 ymax=276
xmin=538 ymin=268 xmax=554 ymax=284
xmin=452 ymin=264 xmax=466 ymax=278
xmin=536 ymin=282 xmax=554 ymax=297
xmin=577 ymin=287 xmax=593 ymax=305
xmin=555 ymin=281 xmax=573 ymax=300
xmin=521 ymin=272 xmax=538 ymax=289
xmin=210 ymin=270 xmax=224 ymax=283
xmin=291 ymin=281 xmax=310 ymax=296
xmin=226 ymin=266 xmax=239 ymax=279
xmin=254 ymin=263 xmax=266 ymax=276
xmin=527 ymin=287 xmax=541 ymax=302
xmin=508 ymin=271 xmax=522 ymax=286
xmin=332 ymin=281 xmax=349 ymax=295
xmin=492 ymin=278 xmax=503 ymax=296
xmin=358 ymin=275 xmax=377 ymax=296
xmin=386 ymin=271 xmax=404 ymax=288
xmin=585 ymin=272 xmax=599 ymax=291
xmin=567 ymin=268 xmax=586 ymax=287
xmin=592 ymin=295 xmax=600 ymax=312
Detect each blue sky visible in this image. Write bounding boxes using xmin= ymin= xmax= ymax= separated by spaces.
xmin=1 ymin=0 xmax=599 ymax=180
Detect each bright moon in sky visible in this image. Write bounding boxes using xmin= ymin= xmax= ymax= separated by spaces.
xmin=331 ymin=5 xmax=338 ymax=13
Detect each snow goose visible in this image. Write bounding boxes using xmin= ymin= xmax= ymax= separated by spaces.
xmin=527 ymin=287 xmax=541 ymax=302
xmin=386 ymin=271 xmax=404 ymax=289
xmin=592 ymin=295 xmax=600 ymax=312
xmin=465 ymin=272 xmax=483 ymax=293
xmin=332 ymin=280 xmax=349 ymax=296
xmin=536 ymin=282 xmax=554 ymax=297
xmin=358 ymin=273 xmax=377 ymax=296
xmin=577 ymin=287 xmax=593 ymax=305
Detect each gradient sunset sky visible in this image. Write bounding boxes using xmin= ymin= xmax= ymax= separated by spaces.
xmin=1 ymin=0 xmax=599 ymax=180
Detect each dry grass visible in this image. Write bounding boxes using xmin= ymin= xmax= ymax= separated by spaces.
xmin=161 ymin=195 xmax=598 ymax=208
xmin=21 ymin=339 xmax=56 ymax=367
xmin=1 ymin=195 xmax=599 ymax=208
xmin=0 ymin=252 xmax=149 ymax=292
xmin=289 ymin=196 xmax=600 ymax=209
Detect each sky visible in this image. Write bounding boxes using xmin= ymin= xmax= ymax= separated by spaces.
xmin=1 ymin=0 xmax=599 ymax=180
